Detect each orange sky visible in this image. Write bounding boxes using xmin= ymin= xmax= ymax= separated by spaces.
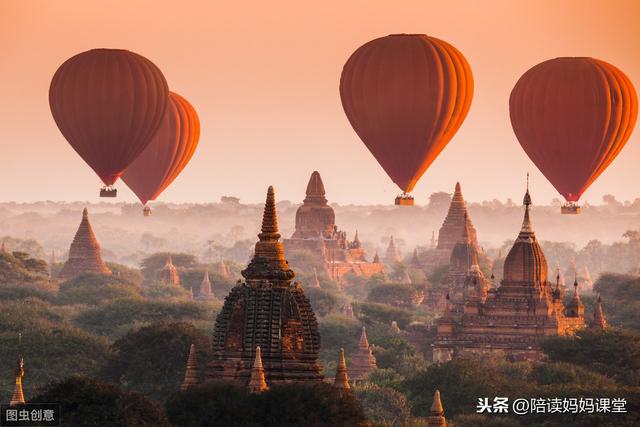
xmin=1 ymin=0 xmax=639 ymax=205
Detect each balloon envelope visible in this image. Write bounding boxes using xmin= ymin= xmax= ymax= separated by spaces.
xmin=510 ymin=57 xmax=637 ymax=202
xmin=122 ymin=92 xmax=201 ymax=205
xmin=49 ymin=49 xmax=169 ymax=186
xmin=340 ymin=34 xmax=474 ymax=193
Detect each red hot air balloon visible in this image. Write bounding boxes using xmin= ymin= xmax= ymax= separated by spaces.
xmin=121 ymin=92 xmax=200 ymax=215
xmin=510 ymin=57 xmax=638 ymax=214
xmin=340 ymin=34 xmax=474 ymax=205
xmin=49 ymin=49 xmax=169 ymax=197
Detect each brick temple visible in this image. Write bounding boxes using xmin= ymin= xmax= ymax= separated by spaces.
xmin=432 ymin=187 xmax=587 ymax=362
xmin=158 ymin=255 xmax=180 ymax=286
xmin=283 ymin=171 xmax=383 ymax=282
xmin=207 ymin=186 xmax=323 ymax=386
xmin=58 ymin=208 xmax=111 ymax=280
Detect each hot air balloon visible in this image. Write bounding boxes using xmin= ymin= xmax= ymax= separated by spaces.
xmin=49 ymin=49 xmax=169 ymax=197
xmin=121 ymin=92 xmax=200 ymax=216
xmin=340 ymin=34 xmax=474 ymax=205
xmin=510 ymin=57 xmax=637 ymax=214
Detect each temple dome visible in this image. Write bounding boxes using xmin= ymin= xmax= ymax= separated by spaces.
xmin=503 ymin=188 xmax=548 ymax=284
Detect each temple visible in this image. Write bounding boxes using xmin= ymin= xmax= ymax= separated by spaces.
xmin=333 ymin=349 xmax=351 ymax=394
xmin=207 ymin=186 xmax=323 ymax=385
xmin=383 ymin=236 xmax=401 ymax=264
xmin=432 ymin=186 xmax=586 ymax=362
xmin=283 ymin=171 xmax=383 ymax=282
xmin=420 ymin=183 xmax=480 ymax=272
xmin=58 ymin=208 xmax=111 ymax=280
xmin=197 ymin=270 xmax=214 ymax=299
xmin=248 ymin=346 xmax=268 ymax=393
xmin=348 ymin=326 xmax=377 ymax=382
xmin=180 ymin=344 xmax=199 ymax=391
xmin=158 ymin=255 xmax=180 ymax=286
xmin=218 ymin=259 xmax=230 ymax=278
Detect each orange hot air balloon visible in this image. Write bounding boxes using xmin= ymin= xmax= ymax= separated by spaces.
xmin=340 ymin=34 xmax=474 ymax=205
xmin=510 ymin=57 xmax=637 ymax=213
xmin=49 ymin=49 xmax=169 ymax=197
xmin=121 ymin=92 xmax=200 ymax=215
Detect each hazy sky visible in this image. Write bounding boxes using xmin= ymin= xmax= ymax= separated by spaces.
xmin=1 ymin=0 xmax=639 ymax=205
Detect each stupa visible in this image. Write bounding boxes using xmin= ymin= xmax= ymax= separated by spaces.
xmin=180 ymin=344 xmax=199 ymax=391
xmin=248 ymin=346 xmax=269 ymax=393
xmin=383 ymin=236 xmax=401 ymax=264
xmin=333 ymin=349 xmax=351 ymax=394
xmin=58 ymin=208 xmax=111 ymax=280
xmin=218 ymin=259 xmax=230 ymax=278
xmin=432 ymin=186 xmax=586 ymax=362
xmin=348 ymin=326 xmax=377 ymax=382
xmin=158 ymin=255 xmax=180 ymax=286
xmin=207 ymin=186 xmax=323 ymax=385
xmin=283 ymin=171 xmax=383 ymax=281
xmin=592 ymin=295 xmax=607 ymax=329
xmin=427 ymin=390 xmax=447 ymax=427
xmin=197 ymin=270 xmax=214 ymax=299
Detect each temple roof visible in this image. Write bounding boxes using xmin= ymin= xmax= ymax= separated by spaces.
xmin=291 ymin=171 xmax=335 ymax=239
xmin=304 ymin=171 xmax=327 ymax=204
xmin=437 ymin=182 xmax=478 ymax=251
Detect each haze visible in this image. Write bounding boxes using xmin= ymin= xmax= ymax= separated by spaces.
xmin=1 ymin=0 xmax=639 ymax=205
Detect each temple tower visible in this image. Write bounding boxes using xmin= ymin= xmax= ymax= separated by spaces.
xmin=159 ymin=255 xmax=180 ymax=286
xmin=208 ymin=186 xmax=323 ymax=385
xmin=348 ymin=326 xmax=377 ymax=382
xmin=592 ymin=295 xmax=607 ymax=329
xmin=292 ymin=171 xmax=336 ymax=239
xmin=333 ymin=348 xmax=351 ymax=393
xmin=436 ymin=183 xmax=478 ymax=252
xmin=180 ymin=344 xmax=199 ymax=391
xmin=248 ymin=346 xmax=269 ymax=393
xmin=384 ymin=236 xmax=401 ymax=264
xmin=427 ymin=390 xmax=447 ymax=427
xmin=218 ymin=259 xmax=229 ymax=278
xmin=58 ymin=208 xmax=111 ymax=280
xmin=198 ymin=270 xmax=214 ymax=300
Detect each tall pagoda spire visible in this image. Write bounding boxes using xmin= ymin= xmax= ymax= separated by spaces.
xmin=198 ymin=270 xmax=214 ymax=299
xmin=592 ymin=295 xmax=607 ymax=329
xmin=248 ymin=346 xmax=269 ymax=393
xmin=373 ymin=251 xmax=381 ymax=264
xmin=311 ymin=267 xmax=321 ymax=288
xmin=58 ymin=208 xmax=111 ymax=280
xmin=565 ymin=277 xmax=585 ymax=318
xmin=352 ymin=230 xmax=361 ymax=248
xmin=437 ymin=182 xmax=478 ymax=251
xmin=427 ymin=390 xmax=447 ymax=427
xmin=518 ymin=175 xmax=535 ymax=240
xmin=218 ymin=259 xmax=229 ymax=278
xmin=241 ymin=186 xmax=295 ymax=284
xmin=333 ymin=348 xmax=351 ymax=392
xmin=384 ymin=236 xmax=401 ymax=263
xmin=159 ymin=255 xmax=180 ymax=286
xmin=180 ymin=344 xmax=199 ymax=391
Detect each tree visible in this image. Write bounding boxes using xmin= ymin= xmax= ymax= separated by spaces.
xmin=593 ymin=273 xmax=640 ymax=329
xmin=304 ymin=287 xmax=341 ymax=316
xmin=100 ymin=322 xmax=211 ymax=401
xmin=57 ymin=273 xmax=141 ymax=305
xmin=428 ymin=192 xmax=452 ymax=211
xmin=355 ymin=383 xmax=411 ymax=426
xmin=31 ymin=377 xmax=170 ymax=427
xmin=0 ymin=251 xmax=49 ymax=285
xmin=367 ymin=284 xmax=420 ymax=308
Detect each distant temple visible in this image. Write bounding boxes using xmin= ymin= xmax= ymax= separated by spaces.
xmin=58 ymin=208 xmax=111 ymax=280
xmin=283 ymin=171 xmax=383 ymax=282
xmin=197 ymin=270 xmax=214 ymax=299
xmin=333 ymin=349 xmax=351 ymax=395
xmin=218 ymin=259 xmax=230 ymax=278
xmin=592 ymin=295 xmax=607 ymax=329
xmin=348 ymin=326 xmax=377 ymax=382
xmin=383 ymin=236 xmax=401 ymax=265
xmin=207 ymin=186 xmax=323 ymax=386
xmin=432 ymin=186 xmax=587 ymax=362
xmin=158 ymin=255 xmax=180 ymax=286
xmin=427 ymin=390 xmax=447 ymax=427
xmin=420 ymin=183 xmax=480 ymax=272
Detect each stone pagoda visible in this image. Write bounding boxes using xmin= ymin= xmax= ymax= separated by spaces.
xmin=427 ymin=390 xmax=447 ymax=427
xmin=197 ymin=270 xmax=214 ymax=300
xmin=348 ymin=326 xmax=377 ymax=382
xmin=58 ymin=208 xmax=111 ymax=281
xmin=283 ymin=171 xmax=383 ymax=281
xmin=432 ymin=186 xmax=586 ymax=362
xmin=383 ymin=236 xmax=401 ymax=264
xmin=420 ymin=183 xmax=479 ymax=272
xmin=591 ymin=295 xmax=607 ymax=329
xmin=180 ymin=344 xmax=199 ymax=391
xmin=333 ymin=348 xmax=351 ymax=395
xmin=207 ymin=186 xmax=323 ymax=385
xmin=248 ymin=346 xmax=269 ymax=393
xmin=158 ymin=255 xmax=180 ymax=286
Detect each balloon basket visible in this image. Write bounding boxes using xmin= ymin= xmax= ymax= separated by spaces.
xmin=561 ymin=203 xmax=581 ymax=215
xmin=99 ymin=187 xmax=117 ymax=198
xmin=395 ymin=193 xmax=414 ymax=206
xmin=143 ymin=206 xmax=152 ymax=217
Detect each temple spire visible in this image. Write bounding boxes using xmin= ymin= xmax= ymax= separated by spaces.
xmin=518 ymin=177 xmax=535 ymax=240
xmin=312 ymin=267 xmax=321 ymax=288
xmin=333 ymin=348 xmax=351 ymax=392
xmin=359 ymin=326 xmax=369 ymax=349
xmin=427 ymin=390 xmax=447 ymax=427
xmin=373 ymin=251 xmax=381 ymax=264
xmin=592 ymin=295 xmax=607 ymax=329
xmin=242 ymin=186 xmax=295 ymax=284
xmin=303 ymin=171 xmax=327 ymax=204
xmin=248 ymin=346 xmax=269 ymax=393
xmin=180 ymin=344 xmax=199 ymax=391
xmin=198 ymin=270 xmax=214 ymax=299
